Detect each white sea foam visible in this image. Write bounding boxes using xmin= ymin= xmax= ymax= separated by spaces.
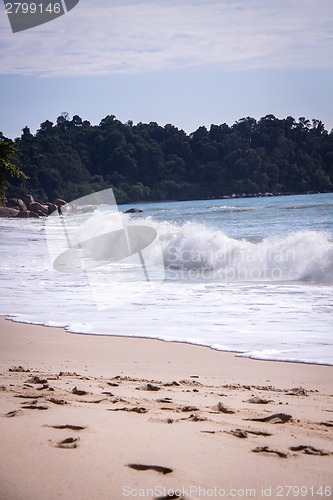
xmin=140 ymin=217 xmax=333 ymax=283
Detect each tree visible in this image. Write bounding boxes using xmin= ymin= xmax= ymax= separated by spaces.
xmin=0 ymin=133 xmax=28 ymax=205
xmin=7 ymin=114 xmax=333 ymax=204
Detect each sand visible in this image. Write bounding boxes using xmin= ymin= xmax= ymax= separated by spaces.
xmin=0 ymin=315 xmax=332 ymax=500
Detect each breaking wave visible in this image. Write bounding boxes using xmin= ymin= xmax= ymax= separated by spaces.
xmin=148 ymin=219 xmax=333 ymax=283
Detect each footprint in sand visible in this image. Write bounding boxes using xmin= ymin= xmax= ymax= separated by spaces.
xmin=146 ymin=383 xmax=161 ymax=391
xmin=201 ymin=430 xmax=221 ymax=434
xmin=252 ymin=446 xmax=288 ymax=458
xmin=5 ymin=409 xmax=24 ymax=418
xmin=48 ymin=397 xmax=67 ymax=405
xmin=15 ymin=394 xmax=44 ymax=399
xmin=46 ymin=424 xmax=86 ymax=431
xmin=108 ymin=406 xmax=148 ymax=413
xmin=245 ymin=429 xmax=272 ymax=437
xmin=127 ymin=464 xmax=173 ymax=474
xmin=157 ymin=398 xmax=173 ymax=404
xmin=245 ymin=397 xmax=273 ymax=404
xmin=59 ymin=371 xmax=80 ymax=377
xmin=25 ymin=376 xmax=48 ymax=385
xmin=181 ymin=413 xmax=207 ymax=422
xmin=9 ymin=366 xmax=30 ymax=372
xmin=80 ymin=398 xmax=106 ymax=404
xmin=227 ymin=429 xmax=248 ymax=438
xmin=72 ymin=387 xmax=88 ymax=396
xmin=286 ymin=387 xmax=308 ymax=396
xmin=211 ymin=402 xmax=235 ymax=414
xmin=49 ymin=437 xmax=79 ymax=449
xmin=289 ymin=445 xmax=331 ymax=456
xmin=180 ymin=405 xmax=199 ymax=412
xmin=320 ymin=421 xmax=333 ymax=428
xmin=21 ymin=401 xmax=49 ymax=410
xmin=246 ymin=413 xmax=292 ymax=424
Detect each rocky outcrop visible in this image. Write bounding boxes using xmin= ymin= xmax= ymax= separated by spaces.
xmin=0 ymin=194 xmax=68 ymax=218
xmin=0 ymin=194 xmax=97 ymax=218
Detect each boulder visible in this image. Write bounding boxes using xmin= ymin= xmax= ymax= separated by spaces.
xmin=28 ymin=202 xmax=48 ymax=215
xmin=17 ymin=210 xmax=31 ymax=218
xmin=17 ymin=199 xmax=28 ymax=211
xmin=7 ymin=198 xmax=28 ymax=211
xmin=21 ymin=194 xmax=35 ymax=208
xmin=53 ymin=198 xmax=67 ymax=207
xmin=6 ymin=198 xmax=19 ymax=208
xmin=45 ymin=202 xmax=58 ymax=215
xmin=0 ymin=207 xmax=19 ymax=218
xmin=35 ymin=210 xmax=48 ymax=217
xmin=125 ymin=208 xmax=143 ymax=214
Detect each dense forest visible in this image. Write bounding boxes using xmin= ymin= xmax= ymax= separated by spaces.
xmin=4 ymin=113 xmax=333 ymax=204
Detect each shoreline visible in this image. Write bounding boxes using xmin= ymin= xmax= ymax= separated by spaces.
xmin=1 ymin=315 xmax=332 ymax=500
xmin=115 ymin=190 xmax=333 ymax=207
xmin=3 ymin=314 xmax=333 ymax=368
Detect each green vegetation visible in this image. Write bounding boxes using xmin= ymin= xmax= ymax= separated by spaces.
xmin=0 ymin=132 xmax=27 ymax=205
xmin=5 ymin=113 xmax=333 ymax=204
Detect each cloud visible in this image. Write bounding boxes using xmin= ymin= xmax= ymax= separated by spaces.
xmin=1 ymin=0 xmax=333 ymax=77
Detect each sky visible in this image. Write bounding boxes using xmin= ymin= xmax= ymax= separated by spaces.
xmin=1 ymin=0 xmax=333 ymax=139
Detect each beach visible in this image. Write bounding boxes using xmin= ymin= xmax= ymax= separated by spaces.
xmin=0 ymin=316 xmax=332 ymax=500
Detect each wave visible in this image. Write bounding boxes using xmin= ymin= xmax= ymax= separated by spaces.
xmin=207 ymin=205 xmax=256 ymax=213
xmin=145 ymin=219 xmax=333 ymax=283
xmin=283 ymin=203 xmax=333 ymax=211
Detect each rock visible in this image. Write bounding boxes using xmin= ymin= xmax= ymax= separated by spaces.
xmin=16 ymin=210 xmax=40 ymax=218
xmin=53 ymin=198 xmax=67 ymax=207
xmin=6 ymin=198 xmax=20 ymax=208
xmin=0 ymin=207 xmax=19 ymax=218
xmin=45 ymin=203 xmax=58 ymax=215
xmin=17 ymin=199 xmax=28 ymax=211
xmin=21 ymin=194 xmax=35 ymax=208
xmin=28 ymin=202 xmax=48 ymax=215
xmin=17 ymin=211 xmax=31 ymax=218
xmin=6 ymin=198 xmax=27 ymax=211
xmin=125 ymin=208 xmax=143 ymax=213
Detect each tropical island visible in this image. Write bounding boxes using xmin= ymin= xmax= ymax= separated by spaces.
xmin=1 ymin=113 xmax=333 ymax=206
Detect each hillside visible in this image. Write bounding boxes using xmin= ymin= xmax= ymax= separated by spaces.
xmin=6 ymin=113 xmax=333 ymax=203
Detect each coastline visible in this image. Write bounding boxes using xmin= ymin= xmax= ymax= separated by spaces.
xmin=1 ymin=316 xmax=332 ymax=500
xmin=3 ymin=314 xmax=333 ymax=368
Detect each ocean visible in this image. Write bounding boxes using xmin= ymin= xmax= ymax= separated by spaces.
xmin=0 ymin=192 xmax=332 ymax=365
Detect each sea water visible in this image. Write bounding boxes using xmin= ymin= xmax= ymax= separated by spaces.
xmin=0 ymin=193 xmax=332 ymax=365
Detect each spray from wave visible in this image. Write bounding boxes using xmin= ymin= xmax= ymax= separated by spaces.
xmin=135 ymin=217 xmax=333 ymax=283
